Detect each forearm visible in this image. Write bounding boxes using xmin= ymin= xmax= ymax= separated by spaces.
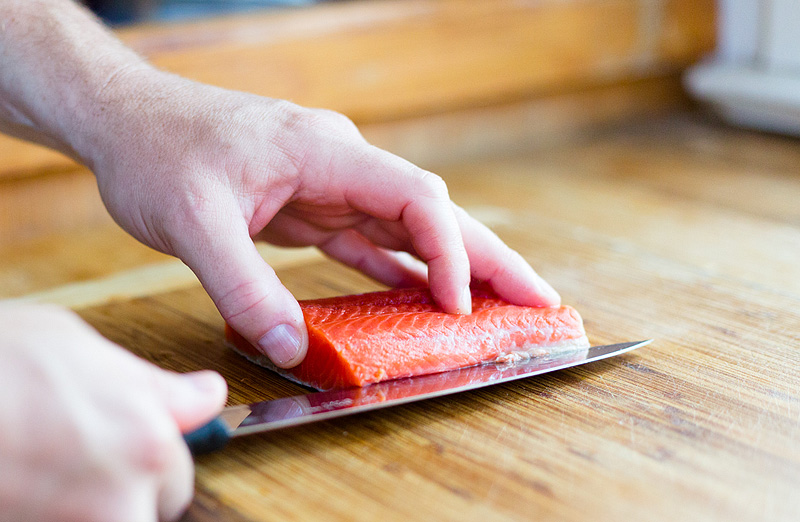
xmin=0 ymin=0 xmax=150 ymax=160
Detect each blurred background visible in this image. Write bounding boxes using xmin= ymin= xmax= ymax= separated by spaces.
xmin=3 ymin=0 xmax=798 ymax=284
xmin=686 ymin=0 xmax=800 ymax=136
xmin=81 ymin=0 xmax=800 ymax=138
xmin=82 ymin=0 xmax=323 ymax=24
xmin=0 ymin=0 xmax=719 ymax=251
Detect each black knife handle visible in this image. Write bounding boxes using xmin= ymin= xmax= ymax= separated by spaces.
xmin=183 ymin=416 xmax=231 ymax=456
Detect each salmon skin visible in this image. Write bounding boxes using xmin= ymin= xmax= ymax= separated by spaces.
xmin=226 ymin=287 xmax=589 ymax=391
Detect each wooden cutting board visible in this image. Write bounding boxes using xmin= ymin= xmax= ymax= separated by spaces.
xmin=67 ymin=117 xmax=800 ymax=521
xmin=31 ymin=119 xmax=800 ymax=521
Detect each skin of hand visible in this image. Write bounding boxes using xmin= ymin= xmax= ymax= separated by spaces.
xmin=73 ymin=68 xmax=561 ymax=368
xmin=0 ymin=0 xmax=560 ymax=368
xmin=0 ymin=303 xmax=227 ymax=522
xmin=0 ymin=1 xmax=559 ymax=519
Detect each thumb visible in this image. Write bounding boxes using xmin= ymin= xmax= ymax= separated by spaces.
xmin=157 ymin=370 xmax=228 ymax=433
xmin=179 ymin=223 xmax=308 ymax=369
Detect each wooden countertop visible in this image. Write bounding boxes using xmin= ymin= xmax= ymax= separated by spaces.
xmin=5 ymin=115 xmax=798 ymax=521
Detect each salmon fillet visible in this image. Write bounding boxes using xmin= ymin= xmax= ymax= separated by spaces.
xmin=226 ymin=287 xmax=589 ymax=391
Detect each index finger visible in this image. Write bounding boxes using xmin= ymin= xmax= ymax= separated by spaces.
xmin=453 ymin=204 xmax=561 ymax=307
xmin=327 ymin=145 xmax=472 ymax=314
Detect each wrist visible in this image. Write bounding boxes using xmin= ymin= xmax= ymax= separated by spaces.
xmin=67 ymin=63 xmax=169 ymax=170
xmin=0 ymin=0 xmax=154 ymax=161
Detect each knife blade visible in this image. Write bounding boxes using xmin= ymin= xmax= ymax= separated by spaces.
xmin=184 ymin=339 xmax=651 ymax=455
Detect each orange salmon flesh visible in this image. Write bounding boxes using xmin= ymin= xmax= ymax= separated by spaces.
xmin=226 ymin=287 xmax=589 ymax=391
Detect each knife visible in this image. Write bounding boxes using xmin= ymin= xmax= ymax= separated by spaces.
xmin=184 ymin=339 xmax=651 ymax=455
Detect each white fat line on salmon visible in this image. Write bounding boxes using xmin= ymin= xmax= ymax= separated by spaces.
xmin=493 ymin=336 xmax=590 ymax=366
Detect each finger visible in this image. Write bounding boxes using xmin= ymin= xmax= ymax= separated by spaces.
xmin=137 ymin=367 xmax=208 ymax=520
xmin=177 ymin=216 xmax=308 ymax=368
xmin=453 ymin=205 xmax=561 ymax=307
xmin=154 ymin=370 xmax=228 ymax=433
xmin=54 ymin=480 xmax=157 ymax=522
xmin=157 ymin=437 xmax=195 ymax=522
xmin=109 ymin=449 xmax=192 ymax=522
xmin=354 ymin=218 xmax=415 ymax=254
xmin=318 ymin=230 xmax=428 ymax=288
xmin=103 ymin=483 xmax=160 ymax=522
xmin=109 ymin=435 xmax=189 ymax=522
xmin=136 ymin=368 xmax=217 ymax=519
xmin=262 ymin=211 xmax=416 ymax=256
xmin=331 ymin=146 xmax=472 ymax=313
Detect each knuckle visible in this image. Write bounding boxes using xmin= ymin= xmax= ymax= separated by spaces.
xmin=306 ymin=107 xmax=357 ymax=132
xmin=269 ymin=104 xmax=362 ymax=176
xmin=321 ymin=109 xmax=359 ymax=133
xmin=215 ymin=280 xmax=271 ymax=327
xmin=415 ymin=170 xmax=449 ymax=199
xmin=270 ymin=98 xmax=303 ymax=123
xmin=273 ymin=102 xmax=322 ymax=136
xmin=294 ymin=106 xmax=361 ymax=140
xmin=267 ymin=103 xmax=318 ymax=174
xmin=173 ymin=184 xmax=218 ymax=219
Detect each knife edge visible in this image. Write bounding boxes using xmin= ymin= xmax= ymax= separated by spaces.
xmin=185 ymin=339 xmax=652 ymax=455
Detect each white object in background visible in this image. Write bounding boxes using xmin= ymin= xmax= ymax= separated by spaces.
xmin=763 ymin=1 xmax=800 ymax=73
xmin=685 ymin=0 xmax=800 ymax=137
xmin=715 ymin=0 xmax=760 ymax=64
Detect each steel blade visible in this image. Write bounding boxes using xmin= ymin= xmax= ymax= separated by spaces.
xmin=232 ymin=339 xmax=651 ymax=435
xmin=185 ymin=340 xmax=651 ymax=454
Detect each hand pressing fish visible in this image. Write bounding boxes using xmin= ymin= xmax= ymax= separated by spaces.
xmin=185 ymin=286 xmax=649 ymax=455
xmin=180 ymin=286 xmax=651 ymax=455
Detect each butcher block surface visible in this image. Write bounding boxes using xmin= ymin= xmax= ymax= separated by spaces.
xmin=5 ymin=115 xmax=800 ymax=521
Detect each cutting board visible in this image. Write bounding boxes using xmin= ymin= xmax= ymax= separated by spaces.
xmin=69 ymin=118 xmax=800 ymax=521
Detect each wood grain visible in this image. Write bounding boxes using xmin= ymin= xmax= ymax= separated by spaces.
xmin=0 ymin=167 xmax=112 ymax=245
xmin=61 ymin=115 xmax=800 ymax=521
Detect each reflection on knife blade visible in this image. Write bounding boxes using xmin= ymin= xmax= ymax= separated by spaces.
xmin=185 ymin=339 xmax=652 ymax=455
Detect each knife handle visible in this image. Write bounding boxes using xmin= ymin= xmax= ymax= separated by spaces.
xmin=183 ymin=416 xmax=230 ymax=456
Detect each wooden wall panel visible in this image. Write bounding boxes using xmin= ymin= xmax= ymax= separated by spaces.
xmin=119 ymin=0 xmax=713 ymax=122
xmin=659 ymin=0 xmax=717 ymax=64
